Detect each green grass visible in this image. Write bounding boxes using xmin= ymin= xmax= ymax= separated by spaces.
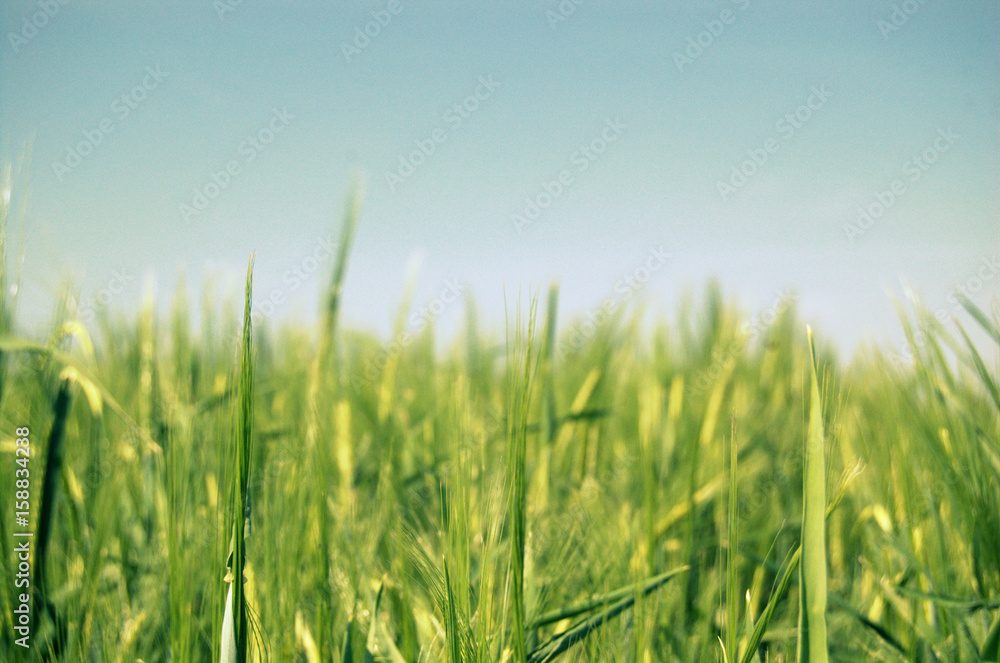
xmin=221 ymin=255 xmax=258 ymax=663
xmin=0 ymin=188 xmax=998 ymax=661
xmin=798 ymin=327 xmax=828 ymax=663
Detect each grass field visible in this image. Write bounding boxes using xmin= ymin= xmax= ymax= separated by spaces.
xmin=1 ymin=191 xmax=998 ymax=662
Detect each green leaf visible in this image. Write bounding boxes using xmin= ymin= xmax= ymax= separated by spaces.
xmin=364 ymin=581 xmax=385 ymax=663
xmin=953 ymin=291 xmax=1000 ymax=345
xmin=224 ymin=254 xmax=256 ymax=663
xmin=725 ymin=417 xmax=739 ymax=662
xmin=982 ymin=610 xmax=1000 ymax=662
xmin=529 ymin=565 xmax=689 ymax=629
xmin=527 ymin=567 xmax=688 ymax=663
xmin=797 ymin=326 xmax=828 ymax=663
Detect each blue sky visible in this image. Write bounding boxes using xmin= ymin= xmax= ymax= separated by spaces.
xmin=2 ymin=0 xmax=998 ymax=361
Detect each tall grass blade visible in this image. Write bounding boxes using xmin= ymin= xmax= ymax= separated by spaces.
xmin=306 ymin=181 xmax=362 ymax=448
xmin=797 ymin=326 xmax=828 ymax=663
xmin=506 ymin=290 xmax=539 ymax=663
xmin=953 ymin=291 xmax=1000 ymax=345
xmin=444 ymin=562 xmax=464 ymax=663
xmin=364 ymin=581 xmax=385 ymax=663
xmin=725 ymin=416 xmax=739 ymax=662
xmin=222 ymin=254 xmax=256 ymax=663
xmin=319 ymin=179 xmax=363 ymax=377
xmin=341 ymin=616 xmax=360 ymax=663
xmin=542 ymin=282 xmax=559 ymax=446
xmin=953 ymin=320 xmax=1000 ymax=412
xmin=739 ymin=462 xmax=860 ymax=663
xmin=531 ymin=282 xmax=559 ymax=512
xmin=33 ymin=378 xmax=71 ymax=603
xmin=32 ymin=376 xmax=72 ymax=654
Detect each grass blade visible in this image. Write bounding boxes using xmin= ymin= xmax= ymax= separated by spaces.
xmin=983 ymin=611 xmax=1000 ymax=662
xmin=953 ymin=319 xmax=1000 ymax=412
xmin=726 ymin=416 xmax=739 ymax=662
xmin=506 ymin=290 xmax=539 ymax=663
xmin=797 ymin=326 xmax=828 ymax=663
xmin=31 ymin=376 xmax=72 ymax=655
xmin=222 ymin=254 xmax=256 ymax=663
xmin=529 ymin=565 xmax=689 ymax=629
xmin=739 ymin=462 xmax=861 ymax=663
xmin=526 ymin=567 xmax=687 ymax=663
xmin=364 ymin=581 xmax=385 ymax=663
xmin=444 ymin=562 xmax=464 ymax=663
xmin=305 ymin=181 xmax=362 ymax=448
xmin=953 ymin=291 xmax=1000 ymax=345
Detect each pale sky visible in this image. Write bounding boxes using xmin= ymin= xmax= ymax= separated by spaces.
xmin=2 ymin=0 xmax=998 ymax=361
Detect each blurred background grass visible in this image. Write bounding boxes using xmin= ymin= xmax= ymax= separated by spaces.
xmin=0 ymin=192 xmax=997 ymax=661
